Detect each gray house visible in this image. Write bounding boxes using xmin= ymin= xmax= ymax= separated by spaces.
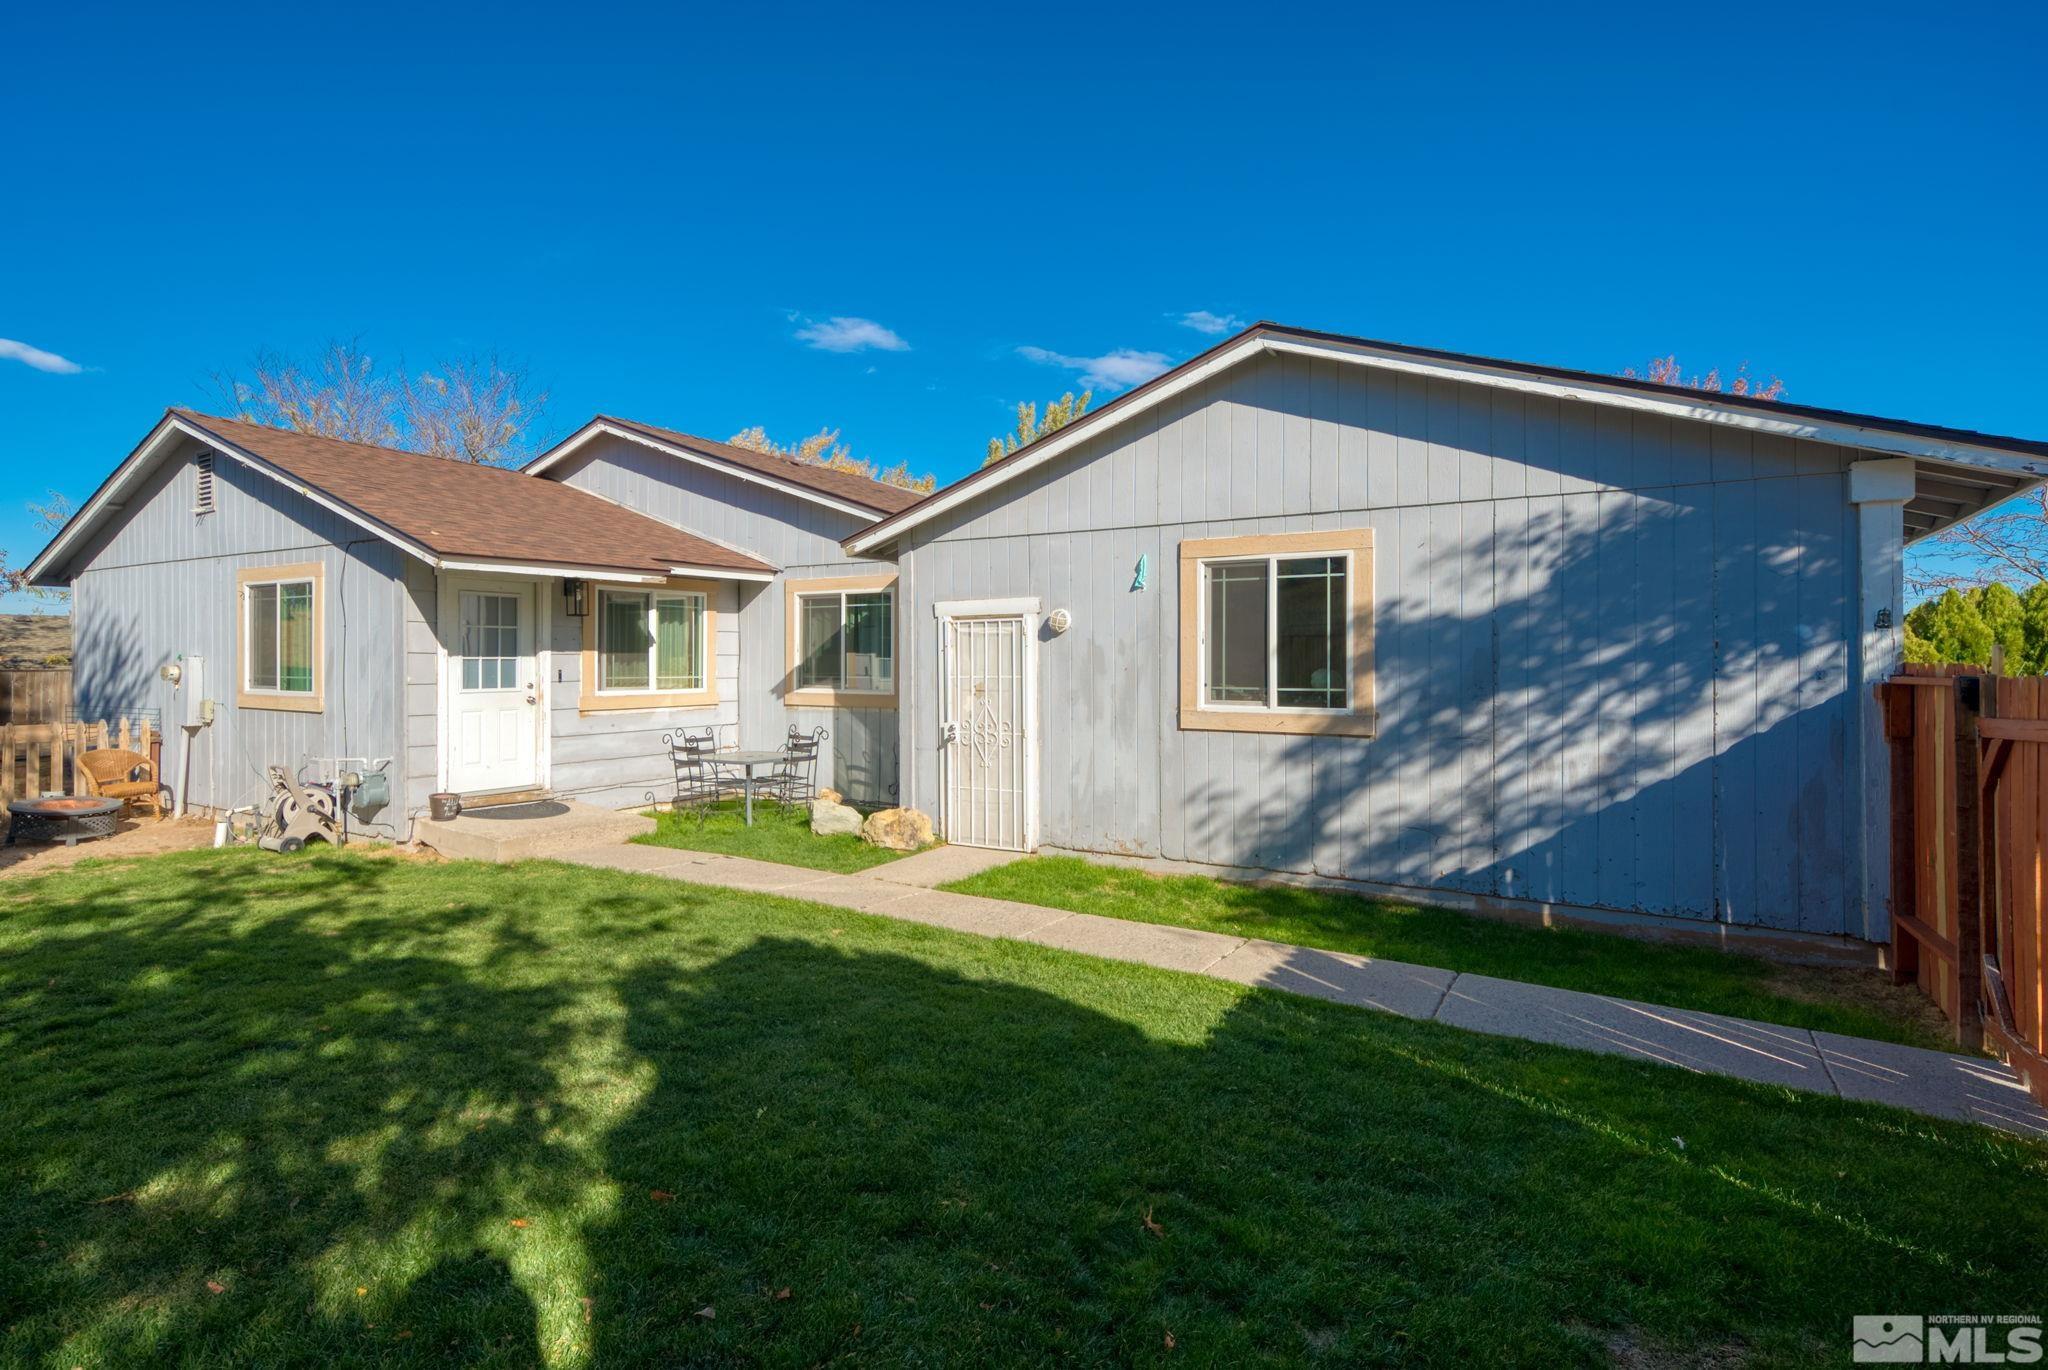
xmin=844 ymin=324 xmax=2048 ymax=944
xmin=30 ymin=322 xmax=2048 ymax=944
xmin=27 ymin=409 xmax=917 ymax=839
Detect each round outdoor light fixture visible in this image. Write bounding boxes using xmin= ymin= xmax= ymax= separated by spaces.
xmin=1047 ymin=608 xmax=1072 ymax=634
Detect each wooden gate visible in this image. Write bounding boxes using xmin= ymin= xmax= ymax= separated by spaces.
xmin=1881 ymin=664 xmax=2048 ymax=1105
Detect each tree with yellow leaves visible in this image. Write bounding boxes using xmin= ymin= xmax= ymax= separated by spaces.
xmin=986 ymin=391 xmax=1091 ymax=467
xmin=726 ymin=427 xmax=935 ymax=494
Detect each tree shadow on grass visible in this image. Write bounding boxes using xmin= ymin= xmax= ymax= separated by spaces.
xmin=0 ymin=853 xmax=586 ymax=1366
xmin=580 ymin=936 xmax=2048 ymax=1366
xmin=1 ymin=853 xmax=2043 ymax=1366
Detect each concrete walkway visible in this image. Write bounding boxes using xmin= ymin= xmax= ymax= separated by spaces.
xmin=554 ymin=843 xmax=2048 ymax=1139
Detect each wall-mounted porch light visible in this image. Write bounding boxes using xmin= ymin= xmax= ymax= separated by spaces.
xmin=562 ymin=578 xmax=589 ymax=618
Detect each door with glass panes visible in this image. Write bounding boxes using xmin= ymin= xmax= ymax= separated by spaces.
xmin=449 ymin=582 xmax=538 ymax=793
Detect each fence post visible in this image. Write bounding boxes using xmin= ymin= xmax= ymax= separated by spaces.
xmin=1882 ymin=682 xmax=1919 ymax=986
xmin=1953 ymin=675 xmax=1985 ymax=1050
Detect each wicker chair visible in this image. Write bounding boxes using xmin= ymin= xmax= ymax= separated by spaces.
xmin=77 ymin=748 xmax=166 ymax=819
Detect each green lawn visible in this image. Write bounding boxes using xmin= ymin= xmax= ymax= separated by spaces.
xmin=943 ymin=856 xmax=1954 ymax=1051
xmin=3 ymin=850 xmax=2042 ymax=1367
xmin=635 ymin=799 xmax=905 ymax=872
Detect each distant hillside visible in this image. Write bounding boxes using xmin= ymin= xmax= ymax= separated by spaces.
xmin=0 ymin=614 xmax=71 ymax=669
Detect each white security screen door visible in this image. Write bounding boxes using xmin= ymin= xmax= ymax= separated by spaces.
xmin=450 ymin=585 xmax=538 ymax=793
xmin=940 ymin=613 xmax=1033 ymax=850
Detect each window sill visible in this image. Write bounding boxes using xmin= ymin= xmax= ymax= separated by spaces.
xmin=785 ymin=688 xmax=898 ymax=711
xmin=579 ymin=687 xmax=718 ymax=714
xmin=1179 ymin=708 xmax=1377 ymax=738
xmin=237 ymin=689 xmax=325 ymax=715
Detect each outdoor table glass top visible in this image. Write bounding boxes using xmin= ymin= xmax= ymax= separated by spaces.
xmin=707 ymin=749 xmax=790 ymax=827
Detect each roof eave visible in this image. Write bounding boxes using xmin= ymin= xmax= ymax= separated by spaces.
xmin=844 ymin=325 xmax=2048 ymax=555
xmin=527 ymin=417 xmax=897 ymax=522
xmin=25 ymin=412 xmax=445 ymax=584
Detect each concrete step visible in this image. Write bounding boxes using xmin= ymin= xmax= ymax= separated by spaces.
xmin=420 ymin=799 xmax=654 ymax=863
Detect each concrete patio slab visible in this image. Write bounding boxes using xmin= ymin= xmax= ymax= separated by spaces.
xmin=1813 ymin=1031 xmax=2048 ymax=1138
xmin=1019 ymin=912 xmax=1244 ymax=975
xmin=872 ymin=844 xmax=1024 ymax=888
xmin=1208 ymin=939 xmax=1454 ymax=1021
xmin=421 ymin=800 xmax=653 ymax=863
xmin=1435 ymin=974 xmax=1834 ymax=1094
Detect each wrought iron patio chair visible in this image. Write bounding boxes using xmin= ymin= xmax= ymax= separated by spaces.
xmin=663 ymin=729 xmax=732 ymax=819
xmin=763 ymin=726 xmax=827 ymax=807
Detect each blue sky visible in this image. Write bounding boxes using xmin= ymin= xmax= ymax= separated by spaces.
xmin=3 ymin=2 xmax=2043 ymax=607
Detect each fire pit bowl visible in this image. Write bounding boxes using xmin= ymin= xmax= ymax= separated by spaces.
xmin=7 ymin=796 xmax=124 ymax=847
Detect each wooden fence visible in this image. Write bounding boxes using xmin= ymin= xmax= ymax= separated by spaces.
xmin=0 ymin=669 xmax=73 ymax=725
xmin=0 ymin=718 xmax=159 ymax=805
xmin=1881 ymin=663 xmax=2048 ymax=1106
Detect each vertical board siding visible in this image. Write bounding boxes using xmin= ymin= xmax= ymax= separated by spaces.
xmin=551 ymin=437 xmax=901 ymax=805
xmin=68 ymin=440 xmax=410 ymax=836
xmin=897 ymin=354 xmax=1863 ymax=936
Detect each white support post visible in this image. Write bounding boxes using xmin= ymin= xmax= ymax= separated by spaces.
xmin=1849 ymin=457 xmax=1915 ymax=943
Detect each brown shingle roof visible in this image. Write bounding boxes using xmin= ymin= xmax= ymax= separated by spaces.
xmin=591 ymin=416 xmax=926 ymax=515
xmin=173 ymin=410 xmax=774 ymax=577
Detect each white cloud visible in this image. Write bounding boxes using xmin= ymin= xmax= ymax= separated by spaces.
xmin=1177 ymin=310 xmax=1243 ymax=335
xmin=0 ymin=337 xmax=84 ymax=374
xmin=1016 ymin=345 xmax=1173 ymax=392
xmin=794 ymin=316 xmax=910 ymax=353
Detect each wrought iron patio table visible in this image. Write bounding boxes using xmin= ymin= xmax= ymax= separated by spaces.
xmin=715 ymin=750 xmax=792 ymax=827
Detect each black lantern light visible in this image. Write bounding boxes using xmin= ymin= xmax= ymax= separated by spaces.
xmin=562 ymin=578 xmax=589 ymax=618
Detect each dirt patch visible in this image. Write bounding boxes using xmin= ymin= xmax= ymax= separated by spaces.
xmin=1764 ymin=961 xmax=1958 ymax=1049
xmin=1594 ymin=1326 xmax=1754 ymax=1369
xmin=0 ymin=816 xmax=215 ymax=878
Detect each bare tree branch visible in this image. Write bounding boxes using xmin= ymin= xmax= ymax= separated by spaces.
xmin=213 ymin=341 xmax=402 ymax=446
xmin=212 ymin=342 xmax=550 ymax=465
xmin=400 ymin=354 xmax=549 ymax=465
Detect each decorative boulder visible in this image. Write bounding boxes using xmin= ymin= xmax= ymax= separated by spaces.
xmin=817 ymin=787 xmax=843 ymax=805
xmin=810 ymin=798 xmax=864 ymax=838
xmin=861 ymin=807 xmax=934 ymax=852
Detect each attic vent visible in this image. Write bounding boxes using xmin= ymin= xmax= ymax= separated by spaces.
xmin=194 ymin=451 xmax=216 ymax=514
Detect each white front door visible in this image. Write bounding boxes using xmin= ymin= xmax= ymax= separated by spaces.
xmin=449 ymin=583 xmax=539 ymax=794
xmin=939 ymin=612 xmax=1035 ymax=851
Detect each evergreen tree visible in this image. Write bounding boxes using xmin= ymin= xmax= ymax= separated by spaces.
xmin=1905 ymin=588 xmax=1994 ymax=666
xmin=1974 ymin=582 xmax=2027 ymax=669
xmin=2020 ymin=582 xmax=2048 ymax=674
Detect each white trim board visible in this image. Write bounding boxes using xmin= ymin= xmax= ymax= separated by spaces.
xmin=527 ymin=418 xmax=891 ymax=522
xmin=933 ymin=596 xmax=1042 ymax=618
xmin=844 ymin=329 xmax=2048 ymax=555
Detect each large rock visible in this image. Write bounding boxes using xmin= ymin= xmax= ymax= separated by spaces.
xmin=861 ymin=807 xmax=934 ymax=852
xmin=810 ymin=798 xmax=864 ymax=838
xmin=816 ymin=787 xmax=843 ymax=805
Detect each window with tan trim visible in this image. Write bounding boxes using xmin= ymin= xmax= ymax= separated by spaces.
xmin=578 ymin=578 xmax=719 ymax=712
xmin=784 ymin=573 xmax=898 ymax=708
xmin=1178 ymin=529 xmax=1375 ymax=736
xmin=236 ymin=561 xmax=325 ymax=713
